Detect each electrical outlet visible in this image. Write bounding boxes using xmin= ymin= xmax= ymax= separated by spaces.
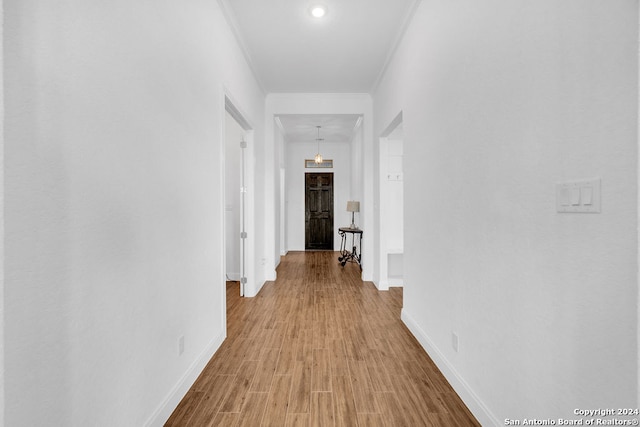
xmin=452 ymin=332 xmax=459 ymax=353
xmin=178 ymin=335 xmax=185 ymax=356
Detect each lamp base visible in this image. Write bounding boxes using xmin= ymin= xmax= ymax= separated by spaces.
xmin=349 ymin=223 xmax=357 ymax=229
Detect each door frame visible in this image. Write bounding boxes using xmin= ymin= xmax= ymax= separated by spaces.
xmin=304 ymin=172 xmax=334 ymax=250
xmin=223 ymin=95 xmax=255 ymax=302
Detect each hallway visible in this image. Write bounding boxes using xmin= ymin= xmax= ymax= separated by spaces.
xmin=166 ymin=251 xmax=479 ymax=426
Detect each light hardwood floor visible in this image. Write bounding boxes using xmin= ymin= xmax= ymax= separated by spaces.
xmin=166 ymin=251 xmax=479 ymax=426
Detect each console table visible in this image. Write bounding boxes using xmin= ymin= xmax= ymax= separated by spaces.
xmin=338 ymin=227 xmax=363 ymax=270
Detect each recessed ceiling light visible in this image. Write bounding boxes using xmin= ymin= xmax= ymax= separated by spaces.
xmin=310 ymin=5 xmax=327 ymax=18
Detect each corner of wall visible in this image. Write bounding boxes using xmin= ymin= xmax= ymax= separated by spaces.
xmin=263 ymin=267 xmax=277 ymax=282
xmin=244 ymin=279 xmax=266 ymax=298
xmin=373 ymin=279 xmax=389 ymax=291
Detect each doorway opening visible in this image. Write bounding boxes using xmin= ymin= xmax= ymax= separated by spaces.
xmin=224 ymin=96 xmax=254 ymax=299
xmin=305 ymin=172 xmax=334 ymax=250
xmin=379 ymin=112 xmax=404 ymax=290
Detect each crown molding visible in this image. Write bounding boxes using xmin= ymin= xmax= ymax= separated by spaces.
xmin=370 ymin=0 xmax=422 ymax=95
xmin=217 ymin=0 xmax=267 ymax=94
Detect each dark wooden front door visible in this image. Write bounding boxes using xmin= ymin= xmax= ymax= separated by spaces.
xmin=305 ymin=173 xmax=334 ymax=250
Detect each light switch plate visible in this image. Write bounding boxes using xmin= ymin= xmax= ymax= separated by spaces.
xmin=556 ymin=178 xmax=601 ymax=213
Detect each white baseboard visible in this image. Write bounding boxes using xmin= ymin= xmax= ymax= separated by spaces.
xmin=264 ymin=267 xmax=277 ymax=282
xmin=387 ymin=276 xmax=404 ymax=287
xmin=373 ymin=279 xmax=389 ymax=291
xmin=401 ymin=309 xmax=500 ymax=427
xmin=226 ymin=272 xmax=241 ymax=282
xmin=245 ymin=279 xmax=267 ymax=298
xmin=144 ymin=332 xmax=226 ymax=427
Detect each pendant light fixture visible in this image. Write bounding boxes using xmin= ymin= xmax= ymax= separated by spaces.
xmin=314 ymin=125 xmax=324 ymax=164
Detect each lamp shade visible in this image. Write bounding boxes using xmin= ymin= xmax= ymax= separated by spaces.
xmin=346 ymin=201 xmax=360 ymax=213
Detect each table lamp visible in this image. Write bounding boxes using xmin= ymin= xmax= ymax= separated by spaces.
xmin=347 ymin=201 xmax=360 ymax=229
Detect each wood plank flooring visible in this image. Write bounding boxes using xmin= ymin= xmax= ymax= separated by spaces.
xmin=165 ymin=251 xmax=479 ymax=426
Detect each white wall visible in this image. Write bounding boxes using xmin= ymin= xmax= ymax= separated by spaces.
xmin=225 ymin=112 xmax=243 ymax=281
xmin=374 ymin=0 xmax=638 ymax=424
xmin=285 ymin=142 xmax=353 ymax=251
xmin=4 ymin=1 xmax=264 ymax=425
xmin=383 ymin=138 xmax=403 ymax=251
xmin=350 ymin=121 xmax=364 ymax=202
xmin=0 ymin=1 xmax=5 ymax=423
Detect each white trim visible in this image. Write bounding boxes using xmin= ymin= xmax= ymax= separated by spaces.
xmin=223 ymin=91 xmax=258 ymax=297
xmin=0 ymin=2 xmax=5 ymax=422
xmin=377 ymin=281 xmax=388 ymax=290
xmin=637 ymin=4 xmax=640 ymax=410
xmin=226 ymin=272 xmax=241 ymax=282
xmin=370 ymin=0 xmax=422 ymax=94
xmin=143 ymin=332 xmax=225 ymax=427
xmin=225 ymin=95 xmax=252 ymax=131
xmin=216 ymin=0 xmax=266 ymax=94
xmin=401 ymin=308 xmax=500 ymax=427
xmin=221 ymin=93 xmax=231 ymax=329
xmin=266 ymin=92 xmax=373 ymax=105
xmin=380 ymin=111 xmax=403 ymax=138
xmin=375 ymin=279 xmax=389 ymax=291
xmin=387 ymin=277 xmax=403 ymax=287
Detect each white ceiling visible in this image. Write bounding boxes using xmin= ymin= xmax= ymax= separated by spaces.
xmin=219 ymin=0 xmax=418 ymax=143
xmin=220 ymin=0 xmax=418 ymax=93
xmin=276 ymin=114 xmax=362 ymax=144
